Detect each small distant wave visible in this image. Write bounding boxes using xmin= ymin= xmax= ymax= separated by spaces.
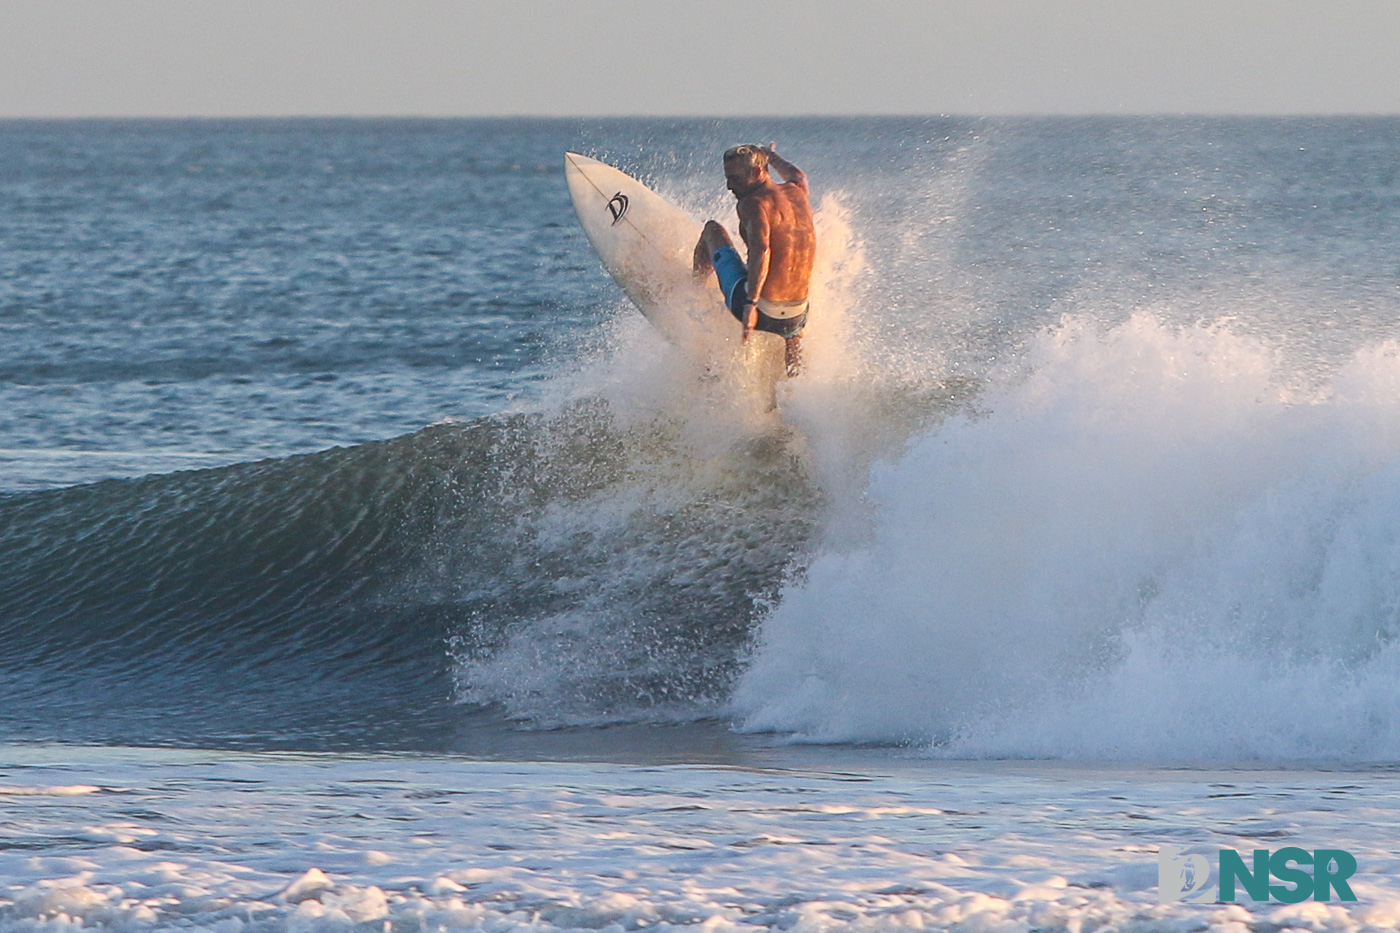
xmin=0 ymin=785 xmax=101 ymax=796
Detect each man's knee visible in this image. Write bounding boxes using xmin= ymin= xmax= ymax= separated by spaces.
xmin=701 ymin=220 xmax=731 ymax=251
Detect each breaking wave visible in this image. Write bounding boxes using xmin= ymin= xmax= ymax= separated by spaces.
xmin=736 ymin=313 xmax=1400 ymax=761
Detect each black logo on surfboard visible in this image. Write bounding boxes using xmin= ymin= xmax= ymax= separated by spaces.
xmin=606 ymin=192 xmax=629 ymax=225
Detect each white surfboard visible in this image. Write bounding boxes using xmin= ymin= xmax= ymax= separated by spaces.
xmin=564 ymin=152 xmax=736 ymax=350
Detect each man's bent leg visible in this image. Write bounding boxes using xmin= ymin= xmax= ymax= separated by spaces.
xmin=693 ymin=221 xmax=733 ymax=275
xmin=709 ymin=243 xmax=751 ymax=320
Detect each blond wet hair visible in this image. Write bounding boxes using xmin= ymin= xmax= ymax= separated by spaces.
xmin=723 ymin=145 xmax=769 ymax=172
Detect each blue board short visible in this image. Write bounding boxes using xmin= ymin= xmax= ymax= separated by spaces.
xmin=711 ymin=245 xmax=808 ymax=339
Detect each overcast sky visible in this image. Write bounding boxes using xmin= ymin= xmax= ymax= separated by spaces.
xmin=5 ymin=0 xmax=1400 ymax=117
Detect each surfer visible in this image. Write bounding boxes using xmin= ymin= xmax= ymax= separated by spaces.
xmin=693 ymin=144 xmax=816 ymax=377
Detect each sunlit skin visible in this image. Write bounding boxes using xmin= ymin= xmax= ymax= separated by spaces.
xmin=693 ymin=144 xmax=816 ymax=375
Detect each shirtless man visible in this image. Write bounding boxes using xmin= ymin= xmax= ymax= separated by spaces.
xmin=693 ymin=144 xmax=816 ymax=376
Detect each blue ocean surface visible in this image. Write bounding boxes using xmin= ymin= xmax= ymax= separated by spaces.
xmin=3 ymin=117 xmax=1400 ymax=931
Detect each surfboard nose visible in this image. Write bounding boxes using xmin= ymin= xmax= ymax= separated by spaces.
xmin=563 ymin=153 xmax=595 ymax=206
xmin=564 ymin=152 xmax=593 ymax=187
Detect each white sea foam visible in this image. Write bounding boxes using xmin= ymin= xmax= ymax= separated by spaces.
xmin=1 ymin=749 xmax=1397 ymax=933
xmin=736 ymin=313 xmax=1400 ymax=759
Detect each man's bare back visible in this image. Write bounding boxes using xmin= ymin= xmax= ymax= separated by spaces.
xmin=693 ymin=144 xmax=815 ymax=376
xmin=733 ymin=151 xmax=816 ymax=304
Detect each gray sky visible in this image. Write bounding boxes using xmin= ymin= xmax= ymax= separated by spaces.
xmin=5 ymin=0 xmax=1400 ymax=117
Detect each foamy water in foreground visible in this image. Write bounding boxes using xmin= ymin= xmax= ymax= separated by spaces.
xmin=4 ymin=747 xmax=1399 ymax=932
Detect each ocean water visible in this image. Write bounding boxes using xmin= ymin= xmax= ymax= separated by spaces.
xmin=3 ymin=117 xmax=1400 ymax=929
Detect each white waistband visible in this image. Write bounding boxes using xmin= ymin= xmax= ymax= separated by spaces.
xmin=756 ymin=297 xmax=809 ymax=319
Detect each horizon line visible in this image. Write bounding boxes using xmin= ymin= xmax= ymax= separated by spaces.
xmin=4 ymin=111 xmax=1400 ymax=121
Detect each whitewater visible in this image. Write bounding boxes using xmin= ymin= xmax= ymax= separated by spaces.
xmin=3 ymin=117 xmax=1400 ymax=929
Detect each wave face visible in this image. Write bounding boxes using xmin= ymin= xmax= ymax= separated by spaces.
xmin=0 ymin=404 xmax=817 ymax=748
